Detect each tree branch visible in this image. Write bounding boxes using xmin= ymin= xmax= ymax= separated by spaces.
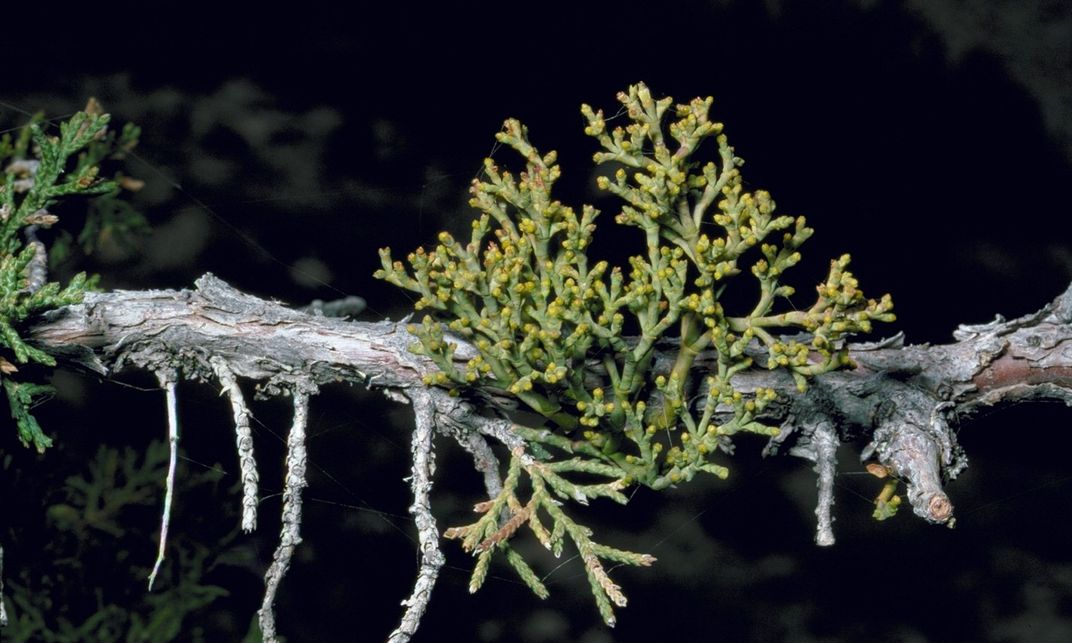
xmin=18 ymin=273 xmax=1072 ymax=635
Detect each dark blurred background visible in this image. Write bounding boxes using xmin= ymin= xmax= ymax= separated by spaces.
xmin=1 ymin=0 xmax=1071 ymax=641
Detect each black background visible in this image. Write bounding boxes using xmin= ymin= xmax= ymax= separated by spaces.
xmin=2 ymin=1 xmax=1071 ymax=641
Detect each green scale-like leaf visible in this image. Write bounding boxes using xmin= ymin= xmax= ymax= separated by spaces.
xmin=0 ymin=103 xmax=143 ymax=451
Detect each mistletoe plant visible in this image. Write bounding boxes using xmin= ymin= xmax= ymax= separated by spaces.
xmin=0 ymin=100 xmax=141 ymax=453
xmin=376 ymin=83 xmax=894 ymax=624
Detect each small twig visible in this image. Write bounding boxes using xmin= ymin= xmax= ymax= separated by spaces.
xmin=1 ymin=543 xmax=8 ymax=627
xmin=456 ymin=430 xmax=503 ymax=498
xmin=148 ymin=368 xmax=180 ymax=590
xmin=864 ymin=386 xmax=955 ymax=524
xmin=467 ymin=412 xmax=525 ymax=452
xmin=433 ymin=397 xmax=504 ymax=498
xmin=259 ymin=387 xmax=312 ymax=643
xmin=210 ymin=356 xmax=259 ymax=532
xmin=388 ymin=388 xmax=445 ymax=643
xmin=808 ymin=422 xmax=839 ymax=546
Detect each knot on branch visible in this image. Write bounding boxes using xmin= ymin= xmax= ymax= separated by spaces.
xmin=863 ymin=386 xmax=965 ymax=524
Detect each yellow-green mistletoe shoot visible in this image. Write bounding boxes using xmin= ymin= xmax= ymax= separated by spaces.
xmin=376 ymin=83 xmax=894 ymax=624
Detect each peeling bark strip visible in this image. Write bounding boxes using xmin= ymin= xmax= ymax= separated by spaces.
xmin=259 ymin=387 xmax=314 ymax=643
xmin=22 ymin=274 xmax=1072 ymax=639
xmin=211 ymin=356 xmax=260 ymax=532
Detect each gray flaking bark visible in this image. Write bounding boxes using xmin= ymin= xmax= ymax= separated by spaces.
xmin=210 ymin=356 xmax=260 ymax=532
xmin=388 ymin=387 xmax=446 ymax=643
xmin=259 ymin=387 xmax=313 ymax=643
xmin=789 ymin=419 xmax=838 ymax=546
xmin=19 ymin=273 xmax=1072 ymax=640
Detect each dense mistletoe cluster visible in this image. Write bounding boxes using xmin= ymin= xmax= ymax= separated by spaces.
xmin=379 ymin=82 xmax=894 ymax=623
